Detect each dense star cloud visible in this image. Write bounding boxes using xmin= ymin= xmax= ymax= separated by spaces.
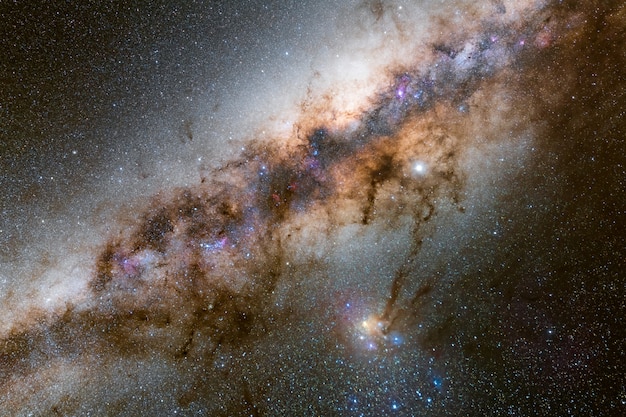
xmin=0 ymin=0 xmax=624 ymax=415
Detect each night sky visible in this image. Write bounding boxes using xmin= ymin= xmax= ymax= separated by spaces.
xmin=1 ymin=1 xmax=625 ymax=416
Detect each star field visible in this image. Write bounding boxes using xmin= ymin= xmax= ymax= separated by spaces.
xmin=0 ymin=1 xmax=624 ymax=416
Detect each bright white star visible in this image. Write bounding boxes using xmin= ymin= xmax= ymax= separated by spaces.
xmin=413 ymin=161 xmax=426 ymax=174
